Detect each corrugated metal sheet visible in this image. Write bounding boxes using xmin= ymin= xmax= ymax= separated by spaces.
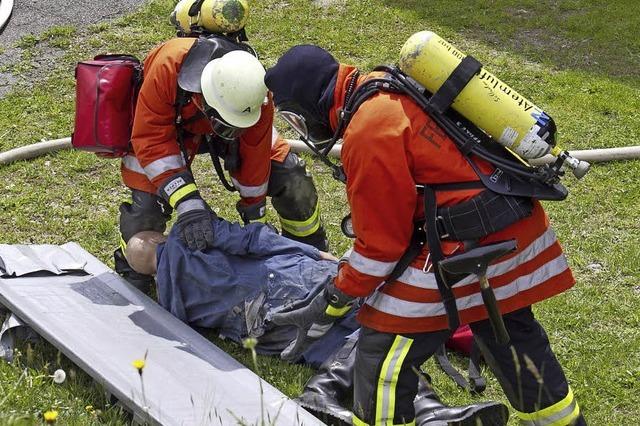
xmin=0 ymin=242 xmax=323 ymax=425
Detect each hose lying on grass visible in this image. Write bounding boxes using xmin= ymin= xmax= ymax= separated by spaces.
xmin=0 ymin=0 xmax=14 ymax=34
xmin=287 ymin=141 xmax=640 ymax=165
xmin=1 ymin=136 xmax=640 ymax=167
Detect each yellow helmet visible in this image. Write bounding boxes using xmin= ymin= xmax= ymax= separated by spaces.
xmin=170 ymin=0 xmax=249 ymax=35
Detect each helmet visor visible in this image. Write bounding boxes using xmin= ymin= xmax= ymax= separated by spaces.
xmin=204 ymin=104 xmax=244 ymax=141
xmin=277 ymin=109 xmax=333 ymax=147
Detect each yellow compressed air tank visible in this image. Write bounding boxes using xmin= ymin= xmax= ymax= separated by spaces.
xmin=399 ymin=31 xmax=556 ymax=159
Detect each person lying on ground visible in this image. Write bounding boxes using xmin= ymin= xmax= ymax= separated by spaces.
xmin=126 ymin=220 xmax=352 ymax=366
xmin=124 ymin=220 xmax=509 ymax=425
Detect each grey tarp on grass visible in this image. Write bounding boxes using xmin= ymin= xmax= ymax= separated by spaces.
xmin=0 ymin=242 xmax=324 ymax=426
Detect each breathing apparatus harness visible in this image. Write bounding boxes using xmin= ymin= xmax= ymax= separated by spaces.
xmin=312 ymin=62 xmax=569 ymax=198
xmin=174 ymin=32 xmax=257 ymax=193
xmin=295 ymin=58 xmax=572 ymax=336
xmin=286 ymin=58 xmax=574 ymax=390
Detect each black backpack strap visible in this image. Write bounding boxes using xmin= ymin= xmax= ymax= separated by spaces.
xmin=434 ymin=341 xmax=487 ymax=394
xmin=468 ymin=341 xmax=486 ymax=393
xmin=435 ymin=344 xmax=471 ymax=390
xmin=175 ymin=85 xmax=237 ymax=193
xmin=204 ymin=135 xmax=237 ymax=193
xmin=175 ymin=86 xmax=195 ymax=171
xmin=427 ymin=56 xmax=482 ymax=115
xmin=385 ymin=223 xmax=426 ymax=282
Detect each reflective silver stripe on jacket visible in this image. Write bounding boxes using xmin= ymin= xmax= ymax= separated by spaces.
xmin=455 ymin=254 xmax=569 ymax=310
xmin=453 ymin=227 xmax=559 ymax=288
xmin=396 ymin=266 xmax=438 ymax=289
xmin=121 ymin=155 xmax=145 ymax=174
xmin=143 ymin=155 xmax=186 ymax=180
xmin=373 ymin=228 xmax=558 ymax=293
xmin=365 ymin=251 xmax=570 ymax=318
xmin=231 ymin=177 xmax=269 ymax=198
xmin=122 ymin=154 xmax=186 ymax=180
xmin=366 ymin=290 xmax=446 ymax=318
xmin=349 ymin=251 xmax=398 ymax=277
xmin=271 ymin=126 xmax=280 ymax=146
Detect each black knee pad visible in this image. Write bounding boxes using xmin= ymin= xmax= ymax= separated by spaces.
xmin=269 ymin=153 xmax=319 ymax=219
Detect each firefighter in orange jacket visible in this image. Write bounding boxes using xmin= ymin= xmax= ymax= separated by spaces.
xmin=266 ymin=45 xmax=586 ymax=426
xmin=114 ymin=35 xmax=328 ymax=290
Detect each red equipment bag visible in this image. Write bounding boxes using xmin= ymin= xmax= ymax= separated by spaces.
xmin=72 ymin=54 xmax=142 ymax=157
xmin=446 ymin=324 xmax=474 ymax=355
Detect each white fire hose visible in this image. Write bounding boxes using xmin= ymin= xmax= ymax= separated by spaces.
xmin=285 ymin=140 xmax=640 ymax=166
xmin=1 ymin=136 xmax=640 ymax=168
xmin=0 ymin=0 xmax=14 ymax=33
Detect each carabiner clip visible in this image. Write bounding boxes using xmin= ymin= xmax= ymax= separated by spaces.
xmin=422 ymin=252 xmax=432 ymax=273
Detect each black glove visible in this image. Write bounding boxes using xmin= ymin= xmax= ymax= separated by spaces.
xmin=159 ymin=171 xmax=217 ymax=251
xmin=271 ymin=280 xmax=355 ymax=362
xmin=175 ymin=208 xmax=216 ymax=251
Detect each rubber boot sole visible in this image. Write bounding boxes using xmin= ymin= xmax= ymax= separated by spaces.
xmin=419 ymin=401 xmax=509 ymax=426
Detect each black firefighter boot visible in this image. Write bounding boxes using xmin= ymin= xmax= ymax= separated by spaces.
xmin=114 ymin=248 xmax=154 ymax=294
xmin=297 ymin=336 xmax=509 ymax=426
xmin=295 ymin=336 xmax=356 ymax=425
xmin=414 ymin=376 xmax=509 ymax=426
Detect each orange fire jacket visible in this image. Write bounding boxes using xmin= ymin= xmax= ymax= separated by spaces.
xmin=331 ymin=65 xmax=575 ymax=333
xmin=120 ymin=37 xmax=289 ymax=207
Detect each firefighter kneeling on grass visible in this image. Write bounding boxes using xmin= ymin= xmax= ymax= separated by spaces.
xmin=114 ymin=0 xmax=328 ymax=290
xmin=265 ymin=45 xmax=586 ymax=426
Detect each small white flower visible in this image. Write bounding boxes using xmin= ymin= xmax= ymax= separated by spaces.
xmin=52 ymin=369 xmax=66 ymax=384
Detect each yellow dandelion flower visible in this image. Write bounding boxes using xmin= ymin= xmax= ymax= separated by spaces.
xmin=43 ymin=410 xmax=58 ymax=423
xmin=132 ymin=359 xmax=146 ymax=372
xmin=242 ymin=337 xmax=258 ymax=350
xmin=85 ymin=405 xmax=94 ymax=412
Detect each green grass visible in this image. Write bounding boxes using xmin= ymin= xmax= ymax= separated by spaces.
xmin=0 ymin=0 xmax=639 ymax=424
xmin=14 ymin=26 xmax=78 ymax=50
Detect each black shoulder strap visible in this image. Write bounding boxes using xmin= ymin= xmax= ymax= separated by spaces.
xmin=368 ymin=65 xmax=568 ymax=199
xmin=204 ymin=135 xmax=237 ymax=193
xmin=423 ymin=184 xmax=460 ymax=332
xmin=174 ymin=85 xmax=237 ymax=193
xmin=386 ymin=224 xmax=426 ymax=283
xmin=175 ymin=85 xmax=194 ymax=171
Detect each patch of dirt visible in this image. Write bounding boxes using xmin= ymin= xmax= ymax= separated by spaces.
xmin=311 ymin=0 xmax=344 ymax=8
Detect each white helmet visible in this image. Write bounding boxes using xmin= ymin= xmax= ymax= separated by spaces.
xmin=200 ymin=50 xmax=267 ymax=128
xmin=170 ymin=0 xmax=249 ymax=35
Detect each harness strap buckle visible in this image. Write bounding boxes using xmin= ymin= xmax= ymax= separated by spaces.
xmin=436 ymin=215 xmax=450 ymax=240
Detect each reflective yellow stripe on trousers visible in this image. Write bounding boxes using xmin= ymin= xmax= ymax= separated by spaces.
xmin=279 ymin=202 xmax=320 ymax=237
xmin=515 ymin=387 xmax=581 ymax=426
xmin=352 ymin=335 xmax=416 ymax=426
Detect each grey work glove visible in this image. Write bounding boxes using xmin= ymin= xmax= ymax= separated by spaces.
xmin=159 ymin=171 xmax=217 ymax=251
xmin=175 ymin=207 xmax=216 ymax=251
xmin=271 ymin=280 xmax=355 ymax=362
